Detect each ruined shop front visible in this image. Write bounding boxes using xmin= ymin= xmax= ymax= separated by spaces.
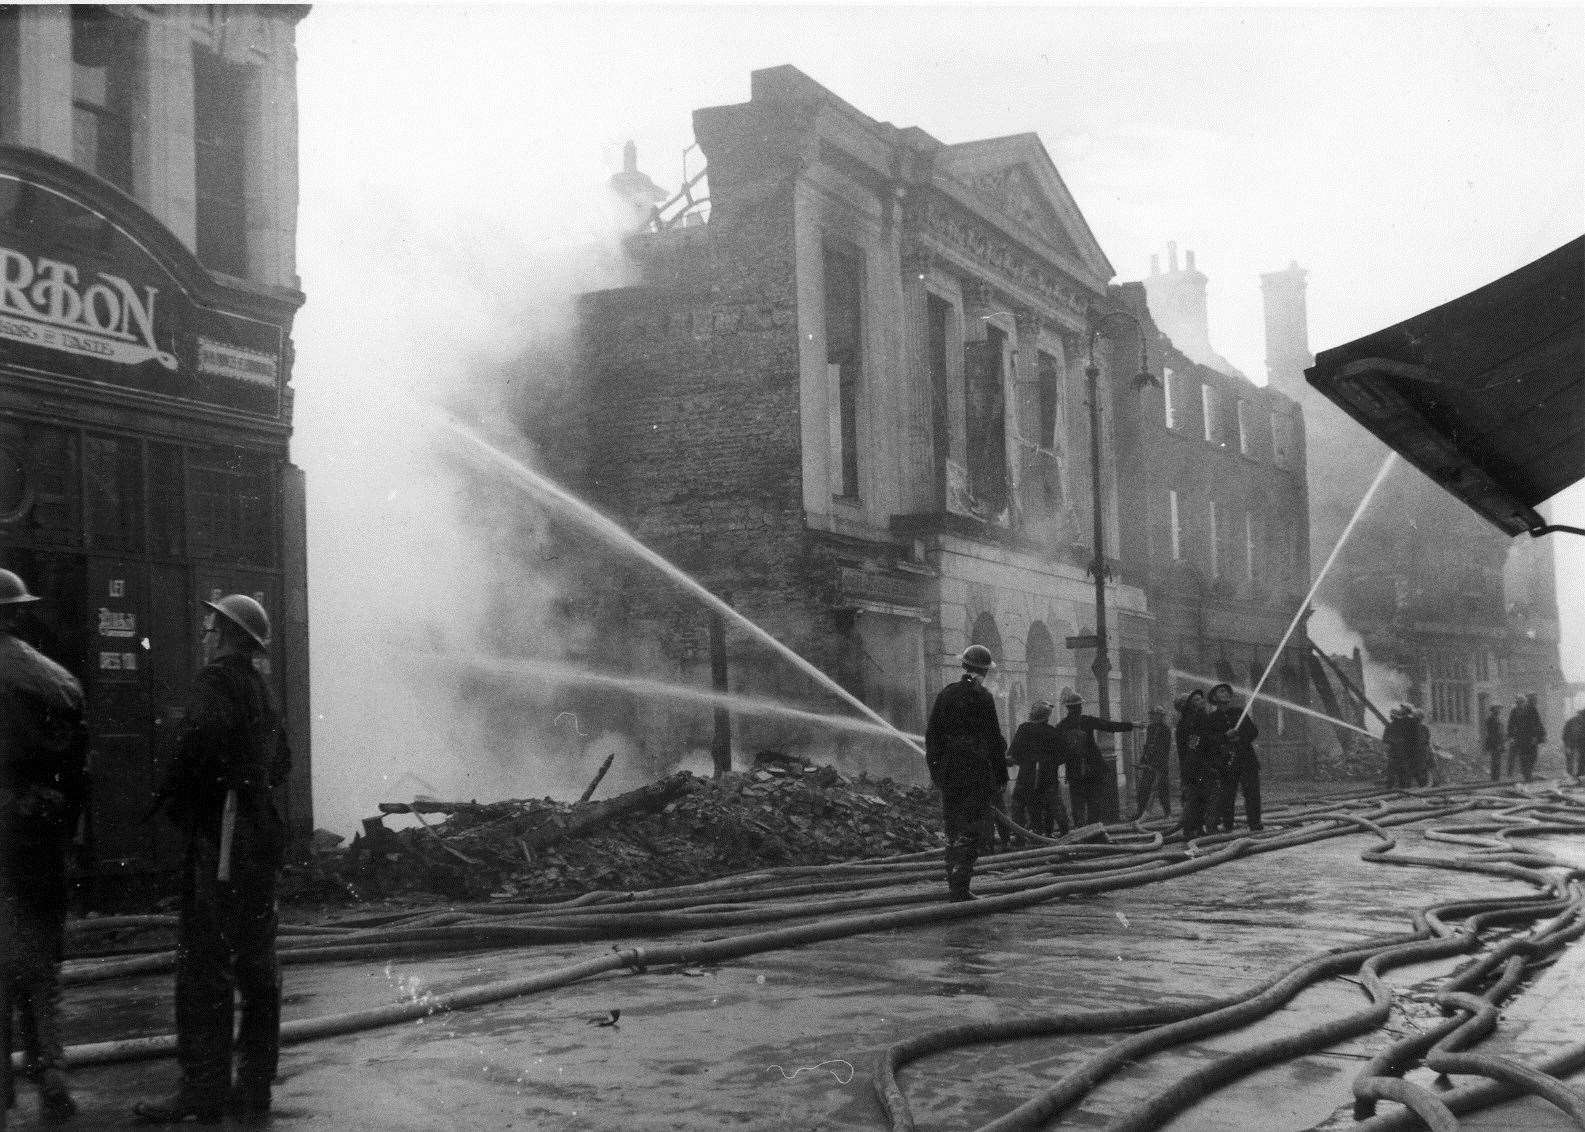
xmin=0 ymin=146 xmax=309 ymax=897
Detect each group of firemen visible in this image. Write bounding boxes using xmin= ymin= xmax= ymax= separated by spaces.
xmin=1 ymin=569 xmax=290 ymax=1126
xmin=923 ymin=646 xmax=1264 ymax=901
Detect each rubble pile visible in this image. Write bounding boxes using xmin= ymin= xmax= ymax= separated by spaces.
xmin=289 ymin=759 xmax=943 ymax=905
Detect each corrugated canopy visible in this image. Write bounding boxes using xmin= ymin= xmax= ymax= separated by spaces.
xmin=1306 ymin=236 xmax=1583 ymax=536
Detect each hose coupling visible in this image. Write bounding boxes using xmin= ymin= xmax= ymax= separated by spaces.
xmin=613 ymin=945 xmax=649 ymax=973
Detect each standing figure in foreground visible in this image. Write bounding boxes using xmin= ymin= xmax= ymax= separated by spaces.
xmin=924 ymin=646 xmax=1007 ymax=902
xmin=1383 ymin=705 xmax=1413 ymax=789
xmin=1484 ymin=703 xmax=1507 ymax=783
xmin=136 ymin=595 xmax=291 ymax=1125
xmin=1507 ymin=694 xmax=1542 ymax=783
xmin=1563 ymin=706 xmax=1585 ymax=781
xmin=0 ymin=570 xmax=89 ymax=1125
xmin=1053 ymin=689 xmax=1135 ymax=828
xmin=1409 ymin=707 xmax=1435 ymax=786
xmin=1007 ymin=701 xmax=1070 ymax=841
xmin=1204 ymin=683 xmax=1260 ymax=833
xmin=1133 ymin=706 xmax=1172 ymax=820
xmin=1175 ymin=690 xmax=1214 ymax=839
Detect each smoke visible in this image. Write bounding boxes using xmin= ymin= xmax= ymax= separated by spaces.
xmin=1306 ymin=603 xmax=1411 ymax=731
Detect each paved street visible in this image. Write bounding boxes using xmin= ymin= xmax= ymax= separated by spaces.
xmin=34 ymin=795 xmax=1585 ymax=1130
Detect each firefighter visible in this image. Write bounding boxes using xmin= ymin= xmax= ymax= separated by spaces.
xmin=1409 ymin=707 xmax=1434 ymax=786
xmin=1484 ymin=703 xmax=1507 ymax=783
xmin=924 ymin=645 xmax=1007 ymax=902
xmin=135 ymin=595 xmax=291 ymax=1125
xmin=0 ymin=569 xmax=88 ymax=1125
xmin=1175 ymin=690 xmax=1214 ymax=839
xmin=1133 ymin=705 xmax=1172 ymax=820
xmin=1507 ymin=694 xmax=1543 ymax=782
xmin=1053 ymin=689 xmax=1136 ymax=828
xmin=1205 ymin=683 xmax=1260 ymax=832
xmin=1007 ymin=701 xmax=1070 ymax=841
xmin=1563 ymin=706 xmax=1585 ymax=781
xmin=1383 ymin=705 xmax=1413 ymax=788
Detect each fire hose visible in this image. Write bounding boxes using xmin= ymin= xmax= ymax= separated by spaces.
xmin=27 ymin=783 xmax=1585 ymax=1131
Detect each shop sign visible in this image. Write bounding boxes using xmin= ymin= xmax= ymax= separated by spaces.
xmin=0 ymin=170 xmax=285 ymax=417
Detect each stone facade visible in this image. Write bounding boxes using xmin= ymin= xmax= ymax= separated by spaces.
xmin=560 ymin=67 xmax=1155 ymax=786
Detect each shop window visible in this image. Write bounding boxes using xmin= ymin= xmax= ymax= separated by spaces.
xmin=148 ymin=442 xmax=185 ymax=559
xmin=823 ymin=244 xmax=862 ymax=498
xmin=71 ymin=8 xmax=142 ymax=194
xmin=20 ymin=425 xmax=81 ymax=548
xmin=193 ymin=45 xmax=252 ymax=276
xmin=84 ymin=433 xmax=142 ymax=553
xmin=187 ymin=446 xmax=275 ymax=566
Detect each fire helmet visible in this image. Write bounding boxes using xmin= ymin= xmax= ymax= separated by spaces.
xmin=960 ymin=644 xmax=994 ymax=673
xmin=204 ymin=594 xmax=271 ymax=650
xmin=1060 ymin=687 xmax=1083 ymax=708
xmin=0 ymin=568 xmax=41 ymax=606
xmin=1029 ymin=700 xmax=1054 ymax=721
xmin=1208 ymin=682 xmax=1234 ymax=704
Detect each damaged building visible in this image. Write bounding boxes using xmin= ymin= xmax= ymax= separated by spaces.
xmin=1267 ymin=252 xmax=1568 ymax=767
xmin=557 ymin=66 xmax=1318 ymax=791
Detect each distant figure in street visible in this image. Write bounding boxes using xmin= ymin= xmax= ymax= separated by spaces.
xmin=1562 ymin=707 xmax=1585 ymax=781
xmin=0 ymin=569 xmax=89 ymax=1125
xmin=1484 ymin=704 xmax=1507 ymax=782
xmin=1409 ymin=707 xmax=1434 ymax=787
xmin=1204 ymin=683 xmax=1260 ymax=832
xmin=1007 ymin=700 xmax=1070 ymax=841
xmin=1507 ymin=694 xmax=1543 ymax=782
xmin=924 ymin=645 xmax=1007 ymax=902
xmin=1383 ymin=705 xmax=1415 ymax=789
xmin=1054 ymin=689 xmax=1136 ymax=828
xmin=1134 ymin=705 xmax=1172 ymax=820
xmin=1175 ymin=690 xmax=1215 ymax=838
xmin=136 ymin=595 xmax=291 ymax=1125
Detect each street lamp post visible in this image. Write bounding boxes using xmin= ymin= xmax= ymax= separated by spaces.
xmin=1083 ymin=308 xmax=1155 ymax=819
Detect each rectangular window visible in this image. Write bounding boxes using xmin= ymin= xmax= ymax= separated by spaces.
xmin=1163 ymin=367 xmax=1177 ymax=429
xmin=1427 ymin=649 xmax=1471 ymax=724
xmin=72 ymin=9 xmax=141 ymax=194
xmin=1208 ymin=500 xmax=1220 ymax=576
xmin=1169 ymin=490 xmax=1182 ymax=560
xmin=1271 ymin=412 xmax=1296 ymax=469
xmin=823 ymin=244 xmax=863 ymax=498
xmin=187 ymin=446 xmax=276 ymax=566
xmin=84 ymin=433 xmax=143 ymax=553
xmin=1201 ymin=383 xmax=1218 ymax=444
xmin=193 ymin=45 xmax=251 ymax=276
xmin=1236 ymin=400 xmax=1252 ymax=456
xmin=1037 ymin=350 xmax=1059 ymax=448
xmin=1245 ymin=511 xmax=1257 ymax=581
xmin=964 ymin=327 xmax=1009 ymax=514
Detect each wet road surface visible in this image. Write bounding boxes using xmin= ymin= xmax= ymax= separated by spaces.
xmin=25 ymin=803 xmax=1585 ymax=1130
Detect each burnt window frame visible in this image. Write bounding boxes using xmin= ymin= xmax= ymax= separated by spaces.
xmin=70 ymin=7 xmax=142 ymax=195
xmin=822 ymin=240 xmax=864 ymax=500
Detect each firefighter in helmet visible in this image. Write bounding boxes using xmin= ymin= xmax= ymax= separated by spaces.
xmin=1 ymin=568 xmax=88 ymax=1124
xmin=924 ymin=645 xmax=1007 ymax=901
xmin=136 ymin=595 xmax=290 ymax=1125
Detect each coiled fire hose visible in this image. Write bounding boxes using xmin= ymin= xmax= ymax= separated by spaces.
xmin=29 ymin=782 xmax=1585 ymax=1132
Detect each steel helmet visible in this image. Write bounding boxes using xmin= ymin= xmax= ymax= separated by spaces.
xmin=960 ymin=644 xmax=994 ymax=673
xmin=0 ymin=568 xmax=41 ymax=605
xmin=1060 ymin=687 xmax=1083 ymax=707
xmin=1029 ymin=700 xmax=1054 ymax=721
xmin=204 ymin=594 xmax=271 ymax=649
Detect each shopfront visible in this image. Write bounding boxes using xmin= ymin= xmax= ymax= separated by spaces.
xmin=0 ymin=146 xmax=309 ymax=892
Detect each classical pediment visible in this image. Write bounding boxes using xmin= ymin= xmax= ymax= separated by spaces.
xmin=939 ymin=134 xmax=1114 ymax=284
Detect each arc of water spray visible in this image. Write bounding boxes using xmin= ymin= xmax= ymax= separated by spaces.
xmin=1168 ymin=668 xmax=1373 ymax=738
xmin=1237 ymin=452 xmax=1398 ymax=730
xmin=423 ymin=653 xmax=927 ymax=745
xmin=405 ymin=394 xmax=927 ymax=756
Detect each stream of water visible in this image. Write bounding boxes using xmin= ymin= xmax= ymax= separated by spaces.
xmin=1168 ymin=667 xmax=1373 ymax=737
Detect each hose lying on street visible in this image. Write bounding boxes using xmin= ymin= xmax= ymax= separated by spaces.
xmin=29 ymin=780 xmax=1585 ymax=1132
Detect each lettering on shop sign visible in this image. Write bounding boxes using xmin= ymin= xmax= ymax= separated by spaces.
xmin=0 ymin=245 xmax=177 ymax=370
xmin=198 ymin=336 xmax=278 ymax=387
xmin=98 ymin=608 xmax=137 ymax=638
xmin=99 ymin=651 xmax=138 ymax=671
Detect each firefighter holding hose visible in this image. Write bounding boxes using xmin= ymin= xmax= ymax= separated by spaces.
xmin=0 ymin=569 xmax=89 ymax=1124
xmin=136 ymin=595 xmax=290 ymax=1125
xmin=925 ymin=645 xmax=1007 ymax=902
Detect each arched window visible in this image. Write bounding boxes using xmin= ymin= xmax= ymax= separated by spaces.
xmin=1026 ymin=621 xmax=1059 ymax=706
xmin=970 ymin=612 xmax=1003 ymax=659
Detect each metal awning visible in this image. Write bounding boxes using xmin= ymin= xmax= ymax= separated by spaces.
xmin=1306 ymin=236 xmax=1583 ymax=536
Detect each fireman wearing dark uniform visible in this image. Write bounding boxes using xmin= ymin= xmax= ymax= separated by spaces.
xmin=1205 ymin=683 xmax=1260 ymax=832
xmin=925 ymin=645 xmax=1007 ymax=901
xmin=1 ymin=569 xmax=88 ymax=1125
xmin=1133 ymin=705 xmax=1172 ymax=820
xmin=1054 ymin=689 xmax=1136 ymax=828
xmin=136 ymin=595 xmax=290 ymax=1125
xmin=1007 ymin=701 xmax=1071 ymax=840
xmin=1175 ymin=689 xmax=1215 ymax=839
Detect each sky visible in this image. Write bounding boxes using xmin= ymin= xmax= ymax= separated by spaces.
xmin=290 ymin=3 xmax=1584 ymax=833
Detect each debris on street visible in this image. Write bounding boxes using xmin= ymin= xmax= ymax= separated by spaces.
xmin=287 ymin=759 xmax=943 ymax=905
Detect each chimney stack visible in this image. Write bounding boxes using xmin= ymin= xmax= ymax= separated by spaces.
xmin=1261 ymin=261 xmax=1313 ymax=399
xmin=1142 ymin=241 xmax=1213 ymax=367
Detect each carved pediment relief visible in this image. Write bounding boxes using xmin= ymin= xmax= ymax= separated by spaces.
xmin=969 ymin=164 xmax=1082 ymax=261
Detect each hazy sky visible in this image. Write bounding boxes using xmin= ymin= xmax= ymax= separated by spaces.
xmin=290 ymin=3 xmax=1583 ymax=828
